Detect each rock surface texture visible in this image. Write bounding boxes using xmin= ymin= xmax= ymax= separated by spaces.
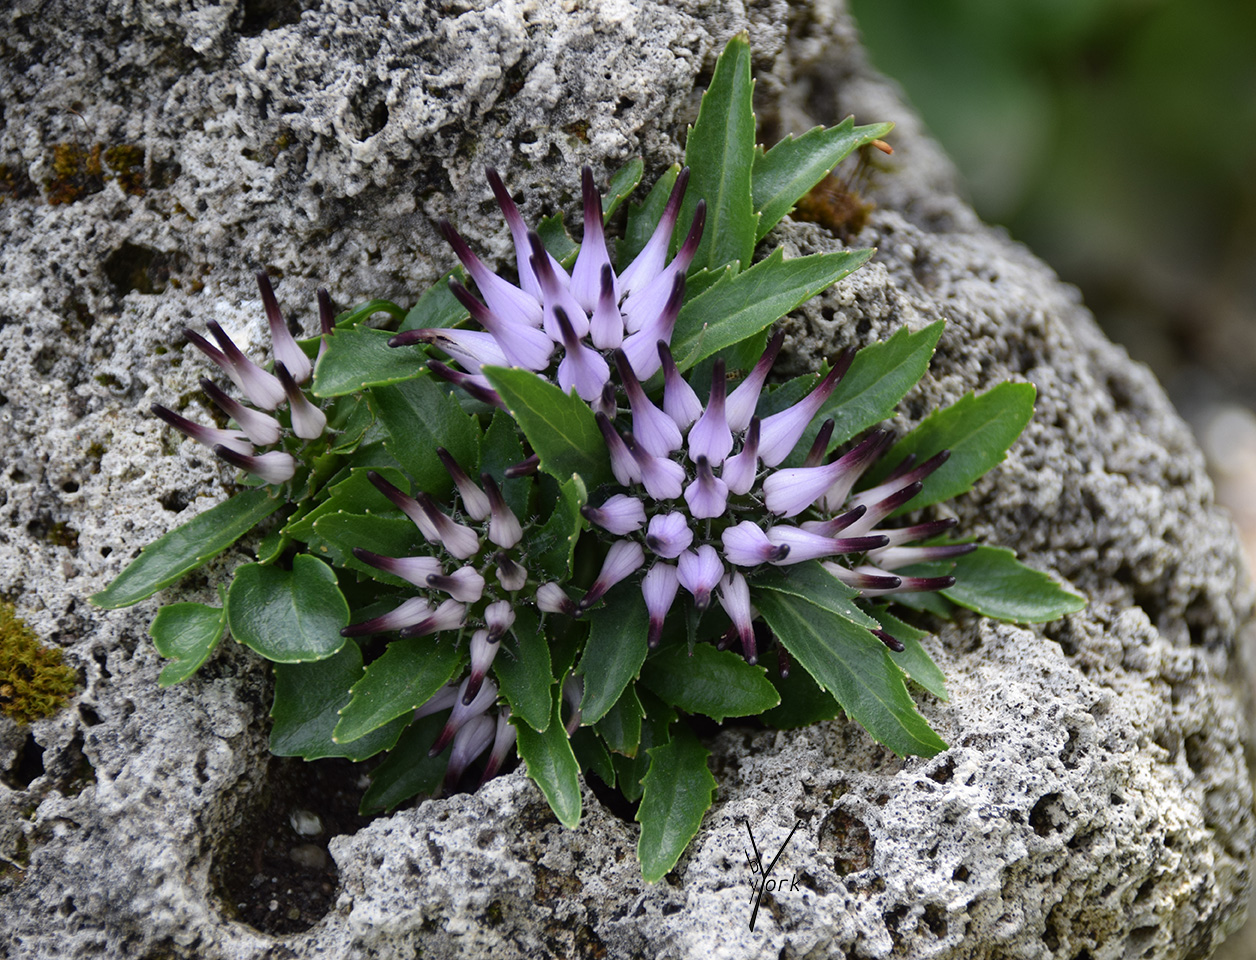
xmin=1 ymin=0 xmax=1253 ymax=957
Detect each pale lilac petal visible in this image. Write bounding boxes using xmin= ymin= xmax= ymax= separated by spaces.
xmin=214 ymin=446 xmax=295 ymax=484
xmin=415 ymin=492 xmax=481 ymax=559
xmin=426 ymin=361 xmax=505 ymax=410
xmin=481 ymin=474 xmax=522 ymax=549
xmin=464 ymin=629 xmax=501 ymax=703
xmin=440 ymin=218 xmax=542 ymax=329
xmin=447 ymin=281 xmax=554 ymax=371
xmin=876 ymin=517 xmax=959 ymax=547
xmin=570 ymin=166 xmax=618 ymax=311
xmin=555 ymin=307 xmax=612 ymax=401
xmin=847 ymin=450 xmax=951 ymax=511
xmin=537 ymin=582 xmax=576 ymax=616
xmin=563 ymin=675 xmax=584 ymax=735
xmin=867 ymin=542 xmax=976 ymax=571
xmin=257 ymin=272 xmax=312 ymax=384
xmin=840 ymin=482 xmax=925 ymax=538
xmin=819 ymin=431 xmax=894 ymax=513
xmin=432 ymin=676 xmax=498 ymax=754
xmin=206 ymin=321 xmax=286 ymax=410
xmin=276 ymin=364 xmax=327 ymax=439
xmin=393 ymin=323 xmax=510 ymax=372
xmin=444 ymin=713 xmax=496 ymax=790
xmin=821 ymin=562 xmax=904 ymax=596
xmin=618 ymin=167 xmax=689 ymax=297
xmin=582 ymin=494 xmax=646 ymax=535
xmin=725 ymin=330 xmax=783 ymax=433
xmin=687 ymin=358 xmax=733 ymax=466
xmin=427 ymin=566 xmax=486 ymax=603
xmin=721 ymin=417 xmax=760 ymax=495
xmin=484 ymin=599 xmax=516 ymax=639
xmin=152 ymin=404 xmax=252 ymax=456
xmin=199 ymin=379 xmax=282 ymax=446
xmin=596 ymin=413 xmax=642 ymax=487
xmin=659 ymin=342 xmax=703 ymax=429
xmin=620 ymin=274 xmax=684 ymax=378
xmin=683 ymin=455 xmax=729 ymax=519
xmin=718 ymin=570 xmax=757 ymax=663
xmin=721 ymin=521 xmax=789 ymax=567
xmin=529 ymin=232 xmax=589 ymax=341
xmin=645 ymin=512 xmax=693 ymax=559
xmin=800 ymin=504 xmax=867 ymax=537
xmin=341 ymin=597 xmax=433 ymax=637
xmin=592 ymin=379 xmax=618 ymax=420
xmin=479 ymin=707 xmax=518 ymax=784
xmin=368 ymin=470 xmax=438 ymax=539
xmin=765 ymin=525 xmax=889 ymax=565
xmin=414 ymin=682 xmax=459 ymax=719
xmin=627 ymin=436 xmax=686 ymax=500
xmin=676 ymin=544 xmax=723 ymax=611
xmin=622 ymin=200 xmax=704 ymax=333
xmin=641 ymin=562 xmax=679 ymax=648
xmin=351 ymin=548 xmax=443 ymax=587
xmin=487 ymin=167 xmax=558 ymax=302
xmin=764 ymin=461 xmax=853 ymax=518
xmin=757 ymin=348 xmax=855 ymax=467
xmin=589 ymin=265 xmax=624 ymax=350
xmin=578 ymin=540 xmax=645 ymax=612
xmin=495 ymin=552 xmax=528 ymax=591
xmin=436 ymin=448 xmax=490 ymax=521
xmin=615 ymin=350 xmax=681 ymax=456
xmin=397 ymin=598 xmax=467 ymax=639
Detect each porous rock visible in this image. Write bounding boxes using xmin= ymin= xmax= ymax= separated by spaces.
xmin=1 ymin=0 xmax=1252 ymax=957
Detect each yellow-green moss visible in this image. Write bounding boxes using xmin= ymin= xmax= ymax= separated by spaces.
xmin=0 ymin=602 xmax=76 ymax=725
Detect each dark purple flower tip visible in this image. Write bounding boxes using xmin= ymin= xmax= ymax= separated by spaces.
xmin=896 ymin=575 xmax=958 ymax=593
xmin=435 ymin=447 xmax=490 ymax=520
xmin=184 ymin=327 xmax=230 ymax=370
xmin=275 ymin=363 xmax=327 ymax=440
xmin=480 ymin=472 xmax=523 ymax=548
xmin=212 ymin=445 xmax=295 ymax=485
xmin=318 ymin=288 xmax=334 ymax=337
xmin=777 ymin=645 xmax=792 ymax=679
xmin=427 ymin=360 xmax=507 ymax=409
xmin=829 ymin=534 xmax=891 ymax=553
xmin=205 ymin=320 xmax=287 ymax=410
xmin=872 ymin=629 xmax=906 ymax=653
xmin=152 ymin=403 xmax=253 ymax=456
xmin=804 ymin=418 xmax=836 ymax=469
xmin=199 ymin=378 xmax=283 ymax=447
xmin=803 ymin=503 xmax=868 ymax=538
xmin=504 ymin=454 xmax=539 ymax=478
xmin=430 ymin=676 xmax=498 ymax=757
xmin=340 ymin=597 xmax=433 ymax=637
xmin=726 ymin=330 xmax=785 ymax=433
xmin=257 ymin=271 xmax=311 ymax=384
xmin=387 ymin=329 xmax=428 ymax=348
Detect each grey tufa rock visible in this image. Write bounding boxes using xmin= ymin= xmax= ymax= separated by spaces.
xmin=0 ymin=0 xmax=1252 ymax=957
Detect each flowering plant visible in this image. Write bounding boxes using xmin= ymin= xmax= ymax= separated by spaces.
xmin=92 ymin=35 xmax=1084 ymax=880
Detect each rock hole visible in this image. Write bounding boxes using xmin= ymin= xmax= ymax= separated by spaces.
xmin=1029 ymin=792 xmax=1065 ymax=837
xmin=8 ymin=732 xmax=45 ymax=789
xmin=1183 ymin=733 xmax=1208 ymax=775
xmin=159 ymin=490 xmax=189 ymax=513
xmin=926 ymin=757 xmax=954 ymax=783
xmin=213 ymin=755 xmax=367 ymax=934
xmin=239 ymin=0 xmax=308 ymax=35
xmin=923 ymin=903 xmax=947 ymax=937
xmin=818 ymin=808 xmax=873 ymax=875
xmin=952 ymin=864 xmax=969 ymax=881
xmin=1125 ymin=925 xmax=1157 ymax=957
xmin=103 ymin=242 xmax=188 ymax=296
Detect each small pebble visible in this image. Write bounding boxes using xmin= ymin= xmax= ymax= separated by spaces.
xmin=290 ymin=843 xmax=329 ymax=871
xmin=289 ymin=809 xmax=324 ymax=837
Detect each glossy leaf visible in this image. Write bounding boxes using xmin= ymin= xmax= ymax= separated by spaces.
xmin=753 ymin=561 xmax=881 ymax=629
xmin=670 ymin=247 xmax=875 ymax=372
xmin=398 ymin=268 xmax=469 ymax=333
xmin=756 ymin=589 xmax=947 ymax=757
xmin=596 ymin=683 xmax=645 ymax=756
xmin=571 ymin=727 xmax=616 ymax=786
xmin=483 ymin=366 xmax=613 ymax=489
xmin=368 ymin=375 xmax=481 ymax=499
xmin=494 ymin=607 xmax=553 ymax=734
xmin=637 ymin=726 xmax=716 ymax=882
xmin=227 ymin=555 xmax=349 ymax=663
xmin=639 ymin=643 xmax=780 ymax=722
xmin=514 ymin=673 xmax=582 ymax=828
xmin=762 ymin=662 xmax=844 ymax=729
xmin=678 ymin=30 xmax=757 ymax=273
xmin=333 ymin=636 xmax=462 ymax=743
xmin=752 ymin=118 xmax=895 ymax=240
xmin=936 ymin=545 xmax=1085 ymax=623
xmin=578 ymin=585 xmax=650 ymax=726
xmin=359 ymin=713 xmax=449 ymax=814
xmin=312 ymin=326 xmax=426 ymax=397
xmin=612 ymin=691 xmax=676 ymax=802
xmin=533 ymin=475 xmax=588 ymax=581
xmin=603 ymin=157 xmax=644 ymax=221
xmin=862 ymin=382 xmax=1037 ymax=512
xmin=620 ymin=164 xmax=679 ymax=266
xmin=868 ymin=607 xmax=948 ymax=700
xmin=281 ymin=466 xmax=407 ymax=545
xmin=311 ymin=512 xmax=426 ymax=586
xmin=333 ymin=298 xmax=408 ymax=328
xmin=91 ymin=488 xmax=282 ymax=609
xmin=149 ymin=599 xmax=226 ymax=686
xmin=538 ymin=213 xmax=578 ymax=265
xmin=789 ymin=321 xmax=945 ymax=466
xmin=271 ymin=641 xmax=408 ymax=761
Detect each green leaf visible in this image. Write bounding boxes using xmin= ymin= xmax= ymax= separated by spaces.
xmin=679 ymin=31 xmax=757 ymax=273
xmin=149 ymin=599 xmax=226 ymax=685
xmin=333 ymin=298 xmax=408 ymax=328
xmin=867 ymin=607 xmax=948 ymax=700
xmin=281 ymin=466 xmax=407 ymax=545
xmin=538 ymin=213 xmax=578 ymax=266
xmin=91 ymin=488 xmax=282 ymax=608
xmin=636 ymin=725 xmax=716 ymax=882
xmin=891 ymin=589 xmax=954 ymax=620
xmin=534 ymin=475 xmax=588 ymax=581
xmin=603 ymin=158 xmax=644 ymax=221
xmin=311 ymin=512 xmax=425 ymax=585
xmin=762 ymin=663 xmax=844 ymax=729
xmin=270 ymin=641 xmax=408 ymax=761
xmin=312 ymin=327 xmax=426 ymax=397
xmin=494 ymin=607 xmax=553 ymax=734
xmin=620 ymin=164 xmax=679 ymax=266
xmin=937 ymin=545 xmax=1085 ymax=623
xmin=756 ymin=589 xmax=947 ymax=757
xmin=578 ymin=585 xmax=650 ymax=725
xmin=612 ymin=690 xmax=676 ymax=802
xmin=639 ymin=643 xmax=780 ymax=722
xmin=670 ymin=248 xmax=875 ymax=372
xmin=752 ymin=561 xmax=882 ymax=630
xmin=478 ymin=409 xmax=531 ymax=519
xmin=483 ymin=366 xmax=612 ymax=489
xmin=752 ymin=118 xmax=895 ymax=240
xmin=790 ymin=321 xmax=945 ymax=466
xmin=333 ymin=635 xmax=462 ymax=742
xmin=514 ymin=674 xmax=582 ymax=828
xmin=596 ymin=683 xmax=644 ymax=756
xmin=360 ymin=713 xmax=449 ymax=814
xmin=368 ymin=375 xmax=481 ymax=499
xmin=862 ymin=382 xmax=1037 ymax=512
xmin=571 ymin=727 xmax=615 ymax=786
xmin=399 ymin=268 xmax=469 ymax=333
xmin=227 ymin=555 xmax=349 ymax=663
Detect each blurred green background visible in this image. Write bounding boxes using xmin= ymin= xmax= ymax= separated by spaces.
xmin=850 ymin=0 xmax=1256 ymax=411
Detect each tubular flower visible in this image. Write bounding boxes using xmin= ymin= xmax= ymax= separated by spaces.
xmin=384 ymin=164 xmax=979 ymax=682
xmin=160 ymin=272 xmax=332 ymax=485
